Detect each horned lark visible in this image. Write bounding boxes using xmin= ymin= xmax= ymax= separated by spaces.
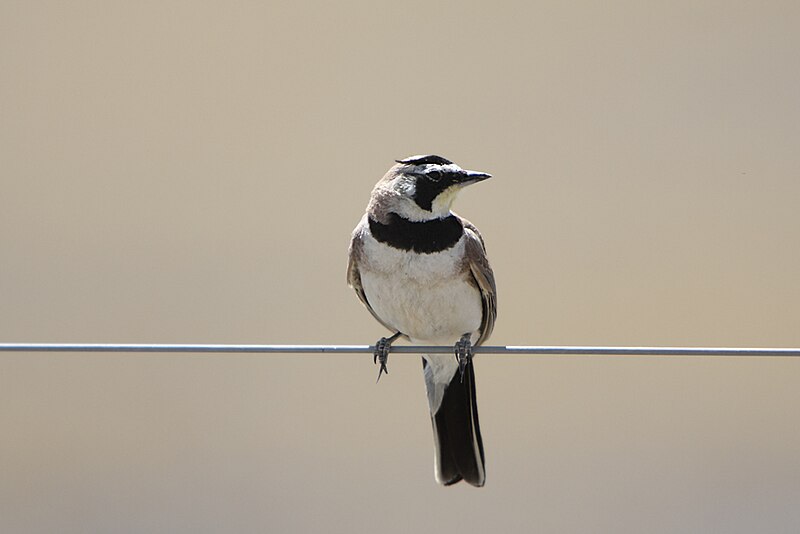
xmin=347 ymin=155 xmax=496 ymax=486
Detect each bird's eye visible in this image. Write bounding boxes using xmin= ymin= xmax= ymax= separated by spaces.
xmin=426 ymin=170 xmax=442 ymax=181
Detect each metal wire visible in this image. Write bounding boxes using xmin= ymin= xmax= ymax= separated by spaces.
xmin=1 ymin=343 xmax=799 ymax=357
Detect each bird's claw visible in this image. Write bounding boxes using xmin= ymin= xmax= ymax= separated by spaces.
xmin=373 ymin=334 xmax=399 ymax=383
xmin=454 ymin=334 xmax=473 ymax=382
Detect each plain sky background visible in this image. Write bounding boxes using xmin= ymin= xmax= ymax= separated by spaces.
xmin=2 ymin=1 xmax=800 ymax=533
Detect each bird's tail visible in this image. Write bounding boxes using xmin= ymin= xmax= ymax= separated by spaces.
xmin=423 ymin=358 xmax=485 ymax=487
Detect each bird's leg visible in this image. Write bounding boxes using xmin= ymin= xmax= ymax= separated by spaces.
xmin=373 ymin=331 xmax=401 ymax=383
xmin=454 ymin=333 xmax=473 ymax=382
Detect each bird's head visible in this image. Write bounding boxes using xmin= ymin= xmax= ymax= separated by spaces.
xmin=368 ymin=155 xmax=492 ymax=221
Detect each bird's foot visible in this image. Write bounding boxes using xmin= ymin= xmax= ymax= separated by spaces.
xmin=373 ymin=332 xmax=401 ymax=383
xmin=454 ymin=333 xmax=473 ymax=382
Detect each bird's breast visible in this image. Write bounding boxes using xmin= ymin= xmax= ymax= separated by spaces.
xmin=359 ymin=234 xmax=482 ymax=343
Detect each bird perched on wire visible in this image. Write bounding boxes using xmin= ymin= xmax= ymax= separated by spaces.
xmin=347 ymin=154 xmax=497 ymax=487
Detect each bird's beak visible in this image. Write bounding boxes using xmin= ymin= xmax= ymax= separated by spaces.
xmin=458 ymin=170 xmax=492 ymax=185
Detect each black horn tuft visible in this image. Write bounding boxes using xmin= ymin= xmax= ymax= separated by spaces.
xmin=395 ymin=155 xmax=453 ymax=166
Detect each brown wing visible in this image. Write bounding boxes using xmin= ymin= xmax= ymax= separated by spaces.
xmin=460 ymin=218 xmax=497 ymax=345
xmin=347 ymin=221 xmax=398 ymax=334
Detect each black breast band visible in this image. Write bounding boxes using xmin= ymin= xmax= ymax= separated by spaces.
xmin=368 ymin=213 xmax=463 ymax=254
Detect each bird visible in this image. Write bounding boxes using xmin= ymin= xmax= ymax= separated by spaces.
xmin=347 ymin=154 xmax=497 ymax=487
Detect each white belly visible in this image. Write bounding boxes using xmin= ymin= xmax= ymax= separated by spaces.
xmin=359 ymin=236 xmax=483 ymax=344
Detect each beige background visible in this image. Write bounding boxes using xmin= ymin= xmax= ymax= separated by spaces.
xmin=2 ymin=1 xmax=800 ymax=533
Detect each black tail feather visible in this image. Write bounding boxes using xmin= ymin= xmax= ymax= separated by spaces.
xmin=425 ymin=359 xmax=485 ymax=487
